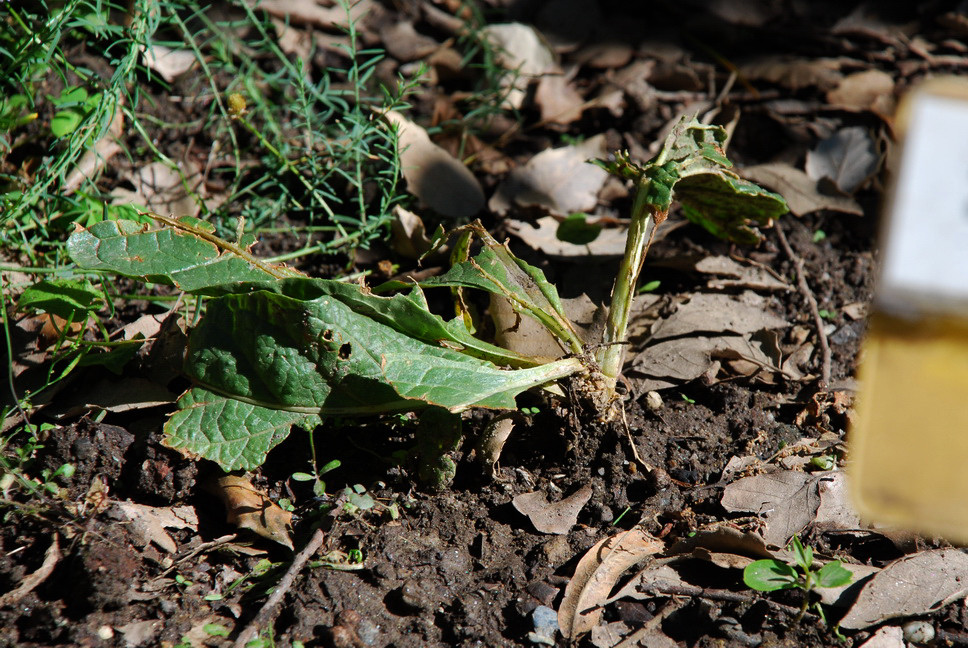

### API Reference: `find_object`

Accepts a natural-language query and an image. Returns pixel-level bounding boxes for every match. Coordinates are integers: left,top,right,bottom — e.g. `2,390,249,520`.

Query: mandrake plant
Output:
65,117,787,477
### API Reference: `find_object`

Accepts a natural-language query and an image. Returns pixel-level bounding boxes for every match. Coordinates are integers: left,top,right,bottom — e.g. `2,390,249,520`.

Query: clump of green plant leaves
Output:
745,535,852,631
67,215,584,472
594,117,788,390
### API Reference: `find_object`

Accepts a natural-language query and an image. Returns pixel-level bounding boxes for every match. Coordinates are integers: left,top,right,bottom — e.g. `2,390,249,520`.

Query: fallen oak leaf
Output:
558,527,664,639
210,474,294,550
113,501,199,553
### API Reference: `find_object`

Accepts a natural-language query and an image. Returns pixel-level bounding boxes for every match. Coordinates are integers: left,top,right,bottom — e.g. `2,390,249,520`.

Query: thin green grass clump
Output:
0,0,418,267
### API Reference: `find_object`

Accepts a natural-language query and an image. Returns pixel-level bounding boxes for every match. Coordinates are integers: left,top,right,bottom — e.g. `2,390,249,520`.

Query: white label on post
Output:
880,93,968,314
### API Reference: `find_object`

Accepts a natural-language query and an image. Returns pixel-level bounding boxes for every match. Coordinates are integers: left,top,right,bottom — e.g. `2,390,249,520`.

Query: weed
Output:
744,535,852,635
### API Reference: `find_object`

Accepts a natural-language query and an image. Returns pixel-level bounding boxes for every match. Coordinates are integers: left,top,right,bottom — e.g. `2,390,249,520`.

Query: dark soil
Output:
4,1,964,647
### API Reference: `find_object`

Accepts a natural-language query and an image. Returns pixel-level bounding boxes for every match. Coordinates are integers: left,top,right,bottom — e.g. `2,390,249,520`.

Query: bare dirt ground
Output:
4,1,968,647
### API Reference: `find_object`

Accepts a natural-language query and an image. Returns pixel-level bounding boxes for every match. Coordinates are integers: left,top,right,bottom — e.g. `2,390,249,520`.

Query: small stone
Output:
645,391,663,411
97,626,114,640
902,620,935,645
527,605,559,645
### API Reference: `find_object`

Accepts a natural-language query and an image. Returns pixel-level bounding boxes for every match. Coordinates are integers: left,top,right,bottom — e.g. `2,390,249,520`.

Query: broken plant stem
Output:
775,223,832,387
599,185,666,387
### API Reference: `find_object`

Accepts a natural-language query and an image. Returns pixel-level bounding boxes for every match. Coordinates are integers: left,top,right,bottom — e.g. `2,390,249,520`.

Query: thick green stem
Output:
598,184,664,387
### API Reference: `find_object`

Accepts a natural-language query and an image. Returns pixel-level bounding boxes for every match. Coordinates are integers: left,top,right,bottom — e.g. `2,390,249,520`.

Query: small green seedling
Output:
744,535,852,631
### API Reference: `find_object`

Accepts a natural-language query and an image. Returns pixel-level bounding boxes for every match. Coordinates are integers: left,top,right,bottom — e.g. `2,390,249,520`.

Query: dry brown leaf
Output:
489,135,608,217
813,471,862,531
826,69,896,115
141,44,196,83
721,470,827,546
113,501,198,553
805,127,880,194
816,562,880,607
248,0,371,29
507,215,631,258
740,57,844,91
512,485,592,535
654,255,790,292
64,105,124,195
741,163,864,216
839,549,968,629
668,524,774,560
212,474,294,549
380,21,439,62
649,293,788,341
41,376,175,419
535,74,585,125
857,626,904,648
481,23,555,109
386,111,484,219
112,160,207,219
604,562,685,604
558,528,664,639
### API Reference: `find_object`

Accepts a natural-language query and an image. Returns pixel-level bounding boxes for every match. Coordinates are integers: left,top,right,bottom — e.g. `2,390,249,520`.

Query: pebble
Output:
902,620,935,645
645,391,664,411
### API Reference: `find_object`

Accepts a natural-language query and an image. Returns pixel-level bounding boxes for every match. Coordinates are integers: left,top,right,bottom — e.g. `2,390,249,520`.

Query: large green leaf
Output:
67,217,295,292
164,281,582,468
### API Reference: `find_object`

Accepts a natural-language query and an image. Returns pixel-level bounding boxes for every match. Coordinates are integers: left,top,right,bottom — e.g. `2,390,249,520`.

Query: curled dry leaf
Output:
512,485,592,535
211,474,294,549
535,74,585,125
805,126,880,195
558,528,664,639
508,216,631,258
740,57,844,91
385,111,484,219
839,549,968,629
489,135,608,217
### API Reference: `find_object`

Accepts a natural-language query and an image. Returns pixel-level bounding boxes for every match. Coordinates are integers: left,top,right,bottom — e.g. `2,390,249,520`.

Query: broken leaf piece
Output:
211,474,293,549
839,549,968,629
481,23,555,109
558,528,664,639
512,485,592,534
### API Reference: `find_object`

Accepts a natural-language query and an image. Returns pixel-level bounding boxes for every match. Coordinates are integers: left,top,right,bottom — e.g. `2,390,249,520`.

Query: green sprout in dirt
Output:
744,535,853,632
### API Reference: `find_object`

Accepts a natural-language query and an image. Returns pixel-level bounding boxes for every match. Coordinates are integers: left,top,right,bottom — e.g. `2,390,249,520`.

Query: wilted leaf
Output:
489,135,609,217
741,163,864,216
386,111,484,219
558,528,664,639
513,485,592,534
839,549,968,629
212,474,293,549
805,127,879,194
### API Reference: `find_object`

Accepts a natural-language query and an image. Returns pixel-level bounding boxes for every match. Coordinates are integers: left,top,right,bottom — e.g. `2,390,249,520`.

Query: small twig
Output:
640,581,808,619
154,534,238,581
232,528,326,648
613,599,684,648
775,223,832,388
